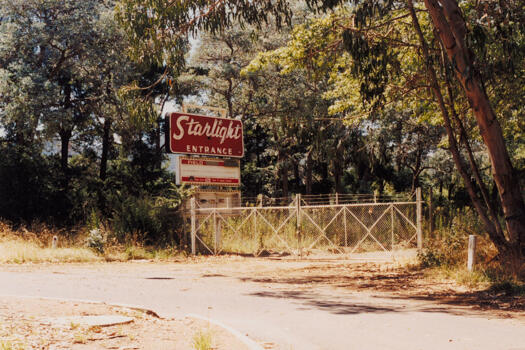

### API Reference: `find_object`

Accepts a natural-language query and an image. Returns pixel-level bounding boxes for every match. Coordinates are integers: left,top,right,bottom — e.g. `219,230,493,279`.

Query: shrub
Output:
420,208,497,268
86,228,106,254
109,185,192,247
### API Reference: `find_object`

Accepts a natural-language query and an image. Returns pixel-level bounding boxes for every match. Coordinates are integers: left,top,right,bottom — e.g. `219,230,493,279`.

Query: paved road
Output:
1,261,524,350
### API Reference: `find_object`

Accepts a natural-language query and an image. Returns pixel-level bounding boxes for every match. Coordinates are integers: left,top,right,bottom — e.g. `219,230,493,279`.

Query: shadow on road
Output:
249,290,401,315
236,262,525,319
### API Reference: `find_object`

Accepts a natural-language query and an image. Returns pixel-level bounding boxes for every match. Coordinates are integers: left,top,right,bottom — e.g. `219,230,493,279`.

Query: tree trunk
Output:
305,150,313,195
281,160,289,199
423,0,525,260
58,128,72,192
333,144,344,194
154,123,162,170
100,118,112,181
59,129,71,173
408,0,508,251
293,159,300,191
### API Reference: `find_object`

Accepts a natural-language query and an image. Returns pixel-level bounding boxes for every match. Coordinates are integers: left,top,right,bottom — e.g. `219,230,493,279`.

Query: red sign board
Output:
168,112,244,158
179,157,240,186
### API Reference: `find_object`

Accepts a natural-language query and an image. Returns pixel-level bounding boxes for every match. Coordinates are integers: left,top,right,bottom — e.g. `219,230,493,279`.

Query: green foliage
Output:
110,196,161,245
418,249,445,268
86,228,106,254
0,145,58,223
109,182,191,247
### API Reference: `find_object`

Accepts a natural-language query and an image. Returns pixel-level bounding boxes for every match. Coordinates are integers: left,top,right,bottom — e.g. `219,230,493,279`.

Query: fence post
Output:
213,209,221,255
253,207,258,251
335,193,339,205
467,235,477,271
391,204,394,252
343,206,348,248
190,197,196,255
416,187,423,250
296,193,301,256
429,188,434,235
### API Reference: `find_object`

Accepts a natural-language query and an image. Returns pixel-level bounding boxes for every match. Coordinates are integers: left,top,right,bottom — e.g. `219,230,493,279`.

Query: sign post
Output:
168,105,244,255
190,197,196,255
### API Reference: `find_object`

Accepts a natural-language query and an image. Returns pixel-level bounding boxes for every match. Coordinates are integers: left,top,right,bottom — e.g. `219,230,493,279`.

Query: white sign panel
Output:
179,157,240,187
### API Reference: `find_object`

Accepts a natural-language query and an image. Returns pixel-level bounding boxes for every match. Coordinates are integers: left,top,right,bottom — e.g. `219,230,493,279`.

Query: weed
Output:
418,249,445,268
69,322,80,330
73,332,87,344
453,268,491,289
86,228,106,254
124,245,151,260
192,329,213,350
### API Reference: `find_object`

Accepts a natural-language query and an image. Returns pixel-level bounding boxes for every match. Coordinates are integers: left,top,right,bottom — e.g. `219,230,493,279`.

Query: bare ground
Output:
0,296,249,350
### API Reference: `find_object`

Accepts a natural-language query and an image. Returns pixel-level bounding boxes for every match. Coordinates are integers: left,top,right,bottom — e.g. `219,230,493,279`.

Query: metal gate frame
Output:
189,189,423,257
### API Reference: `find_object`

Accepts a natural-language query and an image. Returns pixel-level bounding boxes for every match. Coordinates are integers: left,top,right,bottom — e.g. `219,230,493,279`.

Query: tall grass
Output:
0,221,184,263
420,209,524,287
0,240,100,263
0,221,100,263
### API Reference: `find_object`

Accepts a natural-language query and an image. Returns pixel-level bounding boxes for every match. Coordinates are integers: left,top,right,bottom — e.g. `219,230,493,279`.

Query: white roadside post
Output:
467,235,477,272
416,187,423,251
190,197,196,255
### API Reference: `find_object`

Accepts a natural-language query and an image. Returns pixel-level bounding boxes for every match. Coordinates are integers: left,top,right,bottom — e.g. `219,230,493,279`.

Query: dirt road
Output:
1,258,524,350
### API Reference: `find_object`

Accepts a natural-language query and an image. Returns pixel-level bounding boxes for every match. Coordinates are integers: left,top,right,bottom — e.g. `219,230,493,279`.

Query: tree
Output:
0,0,124,182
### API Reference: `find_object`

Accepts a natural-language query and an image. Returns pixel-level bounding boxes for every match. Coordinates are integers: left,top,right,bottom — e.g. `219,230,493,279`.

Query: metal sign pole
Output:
190,197,196,255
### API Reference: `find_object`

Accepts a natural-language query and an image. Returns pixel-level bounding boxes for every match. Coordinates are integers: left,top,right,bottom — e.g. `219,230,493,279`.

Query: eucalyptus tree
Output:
187,16,341,197
0,0,125,180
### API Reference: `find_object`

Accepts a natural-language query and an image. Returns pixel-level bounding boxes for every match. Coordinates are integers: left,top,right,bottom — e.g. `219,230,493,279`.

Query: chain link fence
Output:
186,190,423,259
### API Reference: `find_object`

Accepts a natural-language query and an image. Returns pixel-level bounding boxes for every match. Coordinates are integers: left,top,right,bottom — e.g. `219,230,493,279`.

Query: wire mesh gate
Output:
187,190,423,258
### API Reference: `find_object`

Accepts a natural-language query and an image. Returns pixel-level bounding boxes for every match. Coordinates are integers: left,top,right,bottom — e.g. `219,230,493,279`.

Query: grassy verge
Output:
0,240,101,263
0,222,186,264
0,239,186,264
423,265,492,289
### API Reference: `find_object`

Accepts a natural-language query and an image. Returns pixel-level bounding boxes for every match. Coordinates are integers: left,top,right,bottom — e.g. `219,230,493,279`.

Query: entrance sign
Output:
168,112,244,158
179,157,240,186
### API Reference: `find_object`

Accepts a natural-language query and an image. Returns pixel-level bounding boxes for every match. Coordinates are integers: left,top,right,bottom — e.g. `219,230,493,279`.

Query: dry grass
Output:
0,240,101,264
192,329,213,350
0,221,185,264
0,221,101,264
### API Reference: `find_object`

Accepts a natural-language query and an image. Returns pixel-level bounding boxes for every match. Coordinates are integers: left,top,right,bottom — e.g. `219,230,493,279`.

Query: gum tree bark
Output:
422,0,525,261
